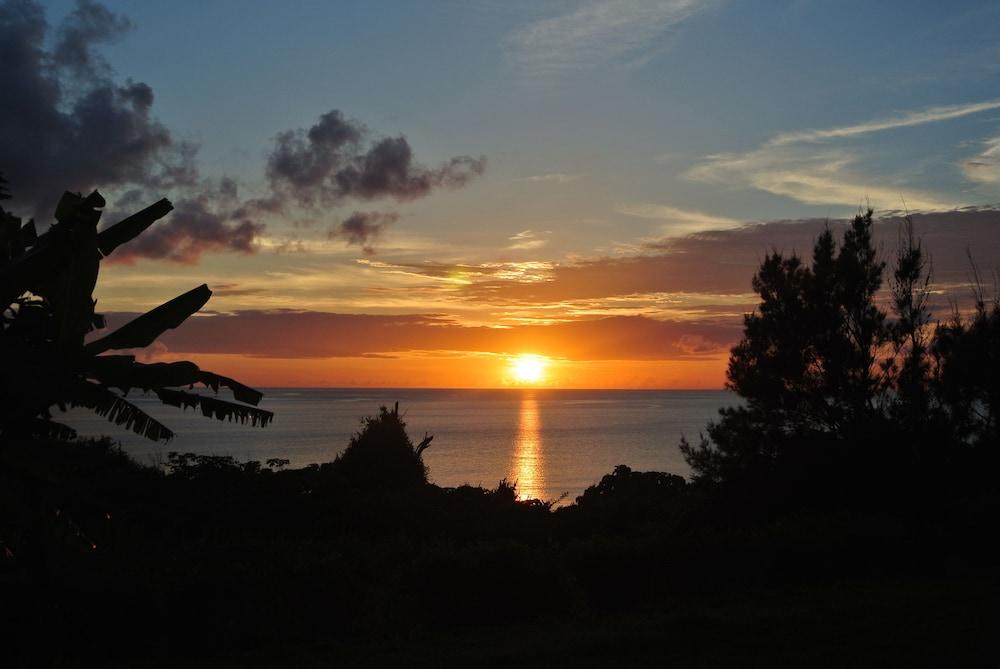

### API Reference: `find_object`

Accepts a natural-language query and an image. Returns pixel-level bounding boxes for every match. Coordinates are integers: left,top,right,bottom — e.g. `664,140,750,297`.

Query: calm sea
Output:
62,389,735,502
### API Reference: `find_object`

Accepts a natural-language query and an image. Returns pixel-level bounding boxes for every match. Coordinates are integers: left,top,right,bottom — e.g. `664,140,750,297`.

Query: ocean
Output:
62,388,735,502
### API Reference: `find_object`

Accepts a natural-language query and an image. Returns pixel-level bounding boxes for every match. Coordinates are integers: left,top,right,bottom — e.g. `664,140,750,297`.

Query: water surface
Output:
63,388,734,501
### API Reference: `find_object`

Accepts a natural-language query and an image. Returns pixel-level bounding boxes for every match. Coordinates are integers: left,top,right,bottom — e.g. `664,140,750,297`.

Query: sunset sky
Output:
5,0,1000,387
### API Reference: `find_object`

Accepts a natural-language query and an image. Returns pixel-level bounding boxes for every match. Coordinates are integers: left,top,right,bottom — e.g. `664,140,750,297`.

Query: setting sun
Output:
510,354,548,385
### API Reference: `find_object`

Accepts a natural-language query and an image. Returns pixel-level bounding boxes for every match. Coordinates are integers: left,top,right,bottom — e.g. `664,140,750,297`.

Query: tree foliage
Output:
329,403,430,489
682,209,998,485
0,177,273,442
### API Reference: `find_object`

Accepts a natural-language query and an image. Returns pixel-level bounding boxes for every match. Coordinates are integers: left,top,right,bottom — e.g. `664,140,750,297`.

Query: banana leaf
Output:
87,358,264,406
88,359,197,391
97,199,173,257
84,285,212,355
155,388,273,427
197,372,264,406
71,381,175,441
26,418,78,442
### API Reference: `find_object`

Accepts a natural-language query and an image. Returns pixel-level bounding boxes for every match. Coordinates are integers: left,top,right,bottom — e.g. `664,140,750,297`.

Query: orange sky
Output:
160,351,730,389
97,208,1000,390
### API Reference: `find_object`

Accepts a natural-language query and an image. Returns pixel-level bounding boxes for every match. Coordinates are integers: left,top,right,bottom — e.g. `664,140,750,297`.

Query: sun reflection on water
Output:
511,395,544,500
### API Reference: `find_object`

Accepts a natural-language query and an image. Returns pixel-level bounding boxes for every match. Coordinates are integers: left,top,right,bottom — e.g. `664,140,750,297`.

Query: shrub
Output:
330,403,429,489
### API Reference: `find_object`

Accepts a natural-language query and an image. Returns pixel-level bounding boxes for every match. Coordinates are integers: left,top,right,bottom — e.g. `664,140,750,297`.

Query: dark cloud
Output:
262,110,486,210
0,2,484,262
0,0,197,219
52,0,132,80
0,0,263,264
330,211,399,254
98,310,738,362
104,182,264,265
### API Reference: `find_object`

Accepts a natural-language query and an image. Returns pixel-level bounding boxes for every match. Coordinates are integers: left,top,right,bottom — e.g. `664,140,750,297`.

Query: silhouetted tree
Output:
330,403,430,489
681,210,939,484
0,179,272,442
933,288,1000,447
887,220,933,427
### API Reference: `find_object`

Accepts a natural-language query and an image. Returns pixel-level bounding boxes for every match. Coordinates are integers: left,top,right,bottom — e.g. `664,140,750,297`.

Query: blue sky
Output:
8,0,1000,385
39,0,1000,221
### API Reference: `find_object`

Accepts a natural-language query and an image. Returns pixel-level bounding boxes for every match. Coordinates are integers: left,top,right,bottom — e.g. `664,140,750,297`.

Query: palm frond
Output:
84,284,211,355
96,198,173,257
86,357,266,407
72,382,175,441
32,418,77,441
155,388,273,427
197,372,264,406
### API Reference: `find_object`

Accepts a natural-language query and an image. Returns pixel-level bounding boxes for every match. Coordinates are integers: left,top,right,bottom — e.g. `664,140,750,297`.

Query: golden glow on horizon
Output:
510,354,548,385
145,351,728,389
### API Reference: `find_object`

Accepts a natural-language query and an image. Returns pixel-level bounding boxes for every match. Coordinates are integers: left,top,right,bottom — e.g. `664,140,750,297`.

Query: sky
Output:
3,0,1000,388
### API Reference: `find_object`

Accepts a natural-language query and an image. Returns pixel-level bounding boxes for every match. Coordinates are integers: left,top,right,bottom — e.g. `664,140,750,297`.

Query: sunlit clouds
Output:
962,136,1000,186
24,1,999,388
686,99,1000,211
616,203,743,236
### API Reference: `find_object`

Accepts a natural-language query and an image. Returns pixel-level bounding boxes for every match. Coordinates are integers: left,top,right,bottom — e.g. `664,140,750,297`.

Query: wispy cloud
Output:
507,0,709,75
617,203,743,235
687,100,1000,210
507,229,550,250
769,99,1000,146
513,173,584,184
961,135,1000,185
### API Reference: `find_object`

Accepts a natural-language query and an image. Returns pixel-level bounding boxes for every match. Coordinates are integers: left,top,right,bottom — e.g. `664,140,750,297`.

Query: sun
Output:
510,354,548,385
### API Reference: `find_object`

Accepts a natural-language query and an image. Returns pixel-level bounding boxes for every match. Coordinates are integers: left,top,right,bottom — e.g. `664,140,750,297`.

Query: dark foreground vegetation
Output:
3,416,999,666
3,182,1000,665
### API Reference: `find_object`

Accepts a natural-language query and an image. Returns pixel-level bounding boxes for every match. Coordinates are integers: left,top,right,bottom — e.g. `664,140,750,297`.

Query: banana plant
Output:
0,178,272,442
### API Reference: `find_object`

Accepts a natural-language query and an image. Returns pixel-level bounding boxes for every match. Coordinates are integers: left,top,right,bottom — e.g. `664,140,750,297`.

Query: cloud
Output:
457,208,1000,304
103,310,738,362
507,229,549,250
210,283,268,298
261,109,486,210
104,180,265,265
688,99,1000,210
507,0,708,75
0,2,484,263
961,135,1000,185
0,0,265,265
514,173,583,184
617,203,743,235
330,211,399,255
769,99,1000,147
692,148,960,210
0,0,198,219
52,0,132,80
357,258,554,285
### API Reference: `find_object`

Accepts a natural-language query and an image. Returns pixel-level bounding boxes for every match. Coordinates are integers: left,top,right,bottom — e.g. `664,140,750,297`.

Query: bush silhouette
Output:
330,403,430,489
575,465,687,523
